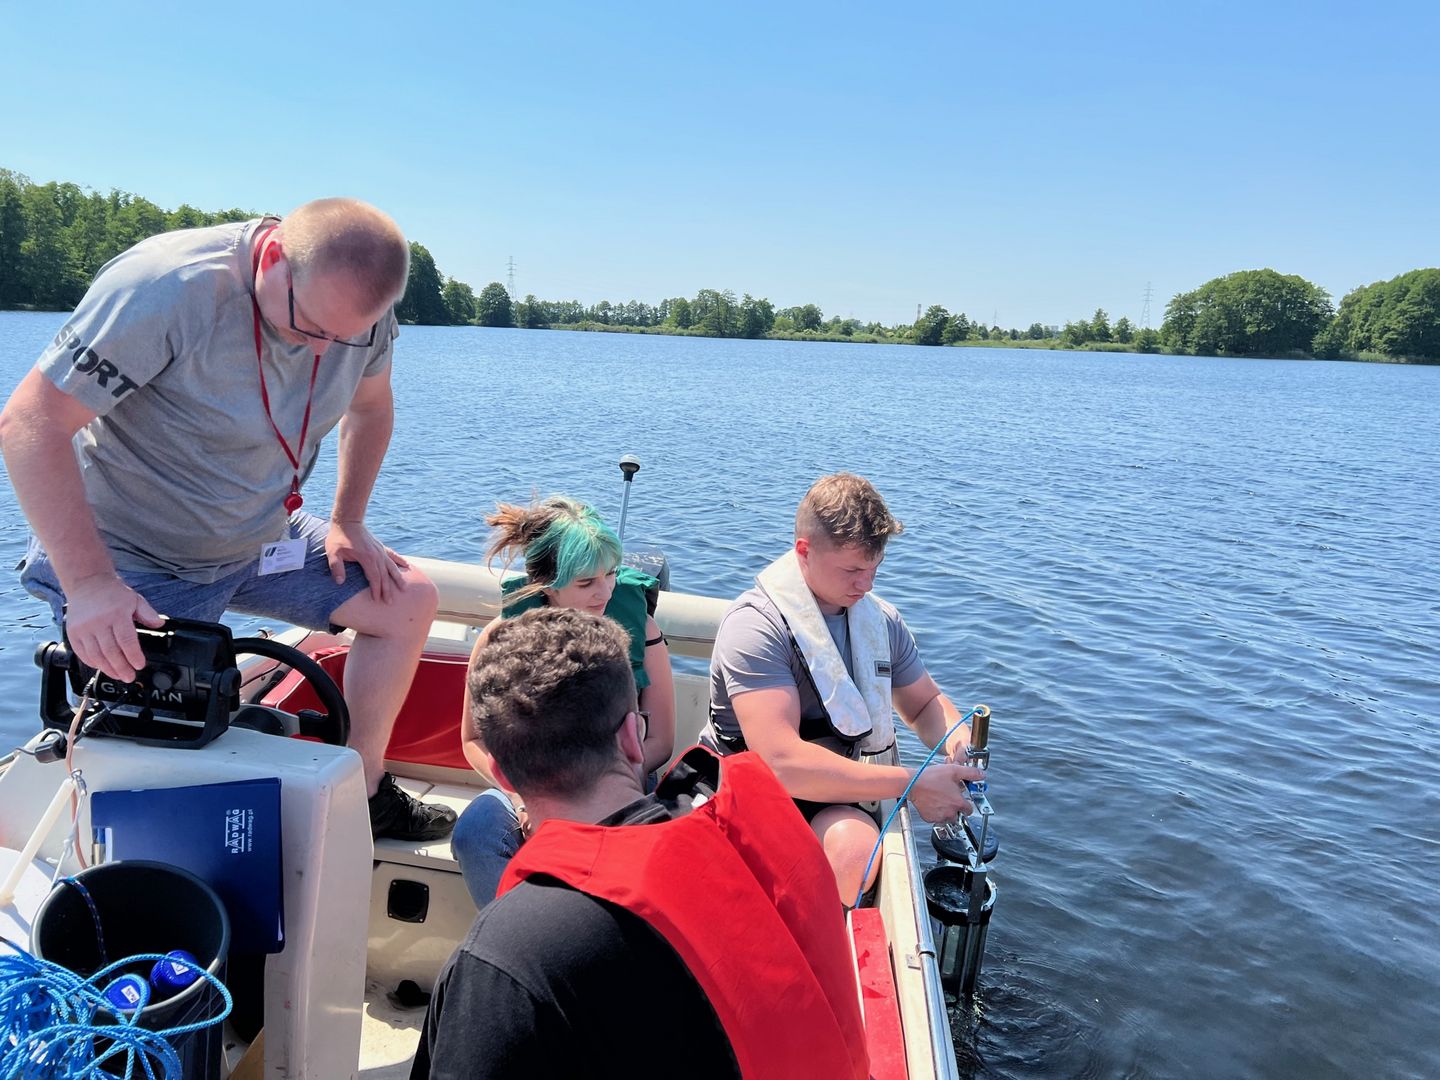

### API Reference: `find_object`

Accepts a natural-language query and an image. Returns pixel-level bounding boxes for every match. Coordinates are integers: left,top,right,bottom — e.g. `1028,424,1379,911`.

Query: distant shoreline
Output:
3,306,1432,366
542,319,1435,364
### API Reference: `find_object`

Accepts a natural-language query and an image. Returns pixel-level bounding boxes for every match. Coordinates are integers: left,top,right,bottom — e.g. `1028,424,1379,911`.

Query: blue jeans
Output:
19,511,371,633
451,787,523,907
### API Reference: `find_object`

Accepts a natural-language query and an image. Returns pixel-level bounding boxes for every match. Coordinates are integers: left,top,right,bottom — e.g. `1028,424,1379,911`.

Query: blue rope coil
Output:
0,939,232,1080
854,706,979,909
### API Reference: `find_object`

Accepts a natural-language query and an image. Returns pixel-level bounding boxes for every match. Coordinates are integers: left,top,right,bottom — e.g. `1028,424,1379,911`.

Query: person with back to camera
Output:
703,472,984,903
411,606,868,1080
448,495,676,904
0,197,454,840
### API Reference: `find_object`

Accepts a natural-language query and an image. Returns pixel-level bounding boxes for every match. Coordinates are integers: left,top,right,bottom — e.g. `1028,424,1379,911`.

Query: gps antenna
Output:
616,455,641,544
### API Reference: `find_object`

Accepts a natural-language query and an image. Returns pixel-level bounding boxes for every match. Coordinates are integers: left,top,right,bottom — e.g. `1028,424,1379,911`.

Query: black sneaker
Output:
369,773,457,841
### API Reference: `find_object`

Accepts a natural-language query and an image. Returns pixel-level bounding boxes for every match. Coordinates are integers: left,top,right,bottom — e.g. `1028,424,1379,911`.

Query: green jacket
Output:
500,564,659,689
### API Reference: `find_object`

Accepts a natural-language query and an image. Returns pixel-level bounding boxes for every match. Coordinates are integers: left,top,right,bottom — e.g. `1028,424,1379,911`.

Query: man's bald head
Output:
279,198,409,315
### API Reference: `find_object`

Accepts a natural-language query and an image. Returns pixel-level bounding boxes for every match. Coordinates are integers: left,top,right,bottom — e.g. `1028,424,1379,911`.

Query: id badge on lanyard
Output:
259,536,307,576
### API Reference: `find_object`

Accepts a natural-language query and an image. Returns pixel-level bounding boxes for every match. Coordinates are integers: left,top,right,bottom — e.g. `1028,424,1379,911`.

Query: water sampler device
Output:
923,704,999,1000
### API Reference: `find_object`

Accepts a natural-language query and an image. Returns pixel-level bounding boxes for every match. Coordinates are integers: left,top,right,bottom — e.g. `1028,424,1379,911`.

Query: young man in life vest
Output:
0,198,453,840
413,606,868,1080
705,472,984,903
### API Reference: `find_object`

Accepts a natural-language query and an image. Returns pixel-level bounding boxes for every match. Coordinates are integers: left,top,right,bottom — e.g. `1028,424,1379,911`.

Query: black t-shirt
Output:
410,795,740,1079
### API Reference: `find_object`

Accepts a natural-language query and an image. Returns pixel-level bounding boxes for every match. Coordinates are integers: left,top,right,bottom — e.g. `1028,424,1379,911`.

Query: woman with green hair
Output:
451,495,675,905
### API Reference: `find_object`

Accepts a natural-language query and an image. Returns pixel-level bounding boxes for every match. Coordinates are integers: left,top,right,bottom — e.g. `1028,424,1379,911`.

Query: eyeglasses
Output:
287,270,378,349
614,708,649,743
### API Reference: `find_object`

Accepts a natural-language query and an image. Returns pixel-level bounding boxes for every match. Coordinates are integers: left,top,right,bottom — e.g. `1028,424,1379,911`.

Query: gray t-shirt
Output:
708,585,925,757
36,219,397,581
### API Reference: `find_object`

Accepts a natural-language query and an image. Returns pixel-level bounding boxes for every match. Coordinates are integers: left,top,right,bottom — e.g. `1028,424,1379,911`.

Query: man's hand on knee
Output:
65,573,164,682
325,520,409,603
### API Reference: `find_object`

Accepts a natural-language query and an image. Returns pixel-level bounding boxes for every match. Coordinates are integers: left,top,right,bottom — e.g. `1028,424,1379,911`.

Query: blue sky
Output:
2,1,1436,328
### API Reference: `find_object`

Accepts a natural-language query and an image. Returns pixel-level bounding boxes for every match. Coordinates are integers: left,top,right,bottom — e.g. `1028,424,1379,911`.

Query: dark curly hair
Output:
467,607,636,797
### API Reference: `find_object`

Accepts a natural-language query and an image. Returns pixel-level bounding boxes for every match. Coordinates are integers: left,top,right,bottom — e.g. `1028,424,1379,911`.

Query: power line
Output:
506,256,516,298
1140,281,1153,329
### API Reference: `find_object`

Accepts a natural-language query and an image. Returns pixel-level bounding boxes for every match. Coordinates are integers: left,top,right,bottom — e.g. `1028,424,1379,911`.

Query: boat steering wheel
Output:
231,636,350,747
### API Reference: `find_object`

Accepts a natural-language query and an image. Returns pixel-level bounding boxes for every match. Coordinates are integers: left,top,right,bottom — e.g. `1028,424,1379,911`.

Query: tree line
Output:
3,169,1436,363
0,169,252,309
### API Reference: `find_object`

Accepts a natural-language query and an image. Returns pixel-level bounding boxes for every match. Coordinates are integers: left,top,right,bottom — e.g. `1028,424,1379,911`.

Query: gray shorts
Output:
19,511,372,634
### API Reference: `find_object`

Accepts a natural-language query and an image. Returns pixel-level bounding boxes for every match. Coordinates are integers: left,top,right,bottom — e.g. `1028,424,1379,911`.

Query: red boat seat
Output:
263,648,472,771
851,907,908,1080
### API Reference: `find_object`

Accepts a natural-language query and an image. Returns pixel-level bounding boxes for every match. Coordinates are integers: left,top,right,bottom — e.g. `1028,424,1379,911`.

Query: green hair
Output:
485,496,622,602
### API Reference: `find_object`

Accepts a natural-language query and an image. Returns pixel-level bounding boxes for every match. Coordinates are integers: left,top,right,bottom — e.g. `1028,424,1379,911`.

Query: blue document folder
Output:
91,777,285,953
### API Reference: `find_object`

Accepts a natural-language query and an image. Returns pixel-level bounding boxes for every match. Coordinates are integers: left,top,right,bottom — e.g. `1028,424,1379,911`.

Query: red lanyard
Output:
250,225,320,514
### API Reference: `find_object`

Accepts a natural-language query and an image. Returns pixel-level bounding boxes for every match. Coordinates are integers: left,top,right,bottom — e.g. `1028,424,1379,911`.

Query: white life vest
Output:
755,549,895,754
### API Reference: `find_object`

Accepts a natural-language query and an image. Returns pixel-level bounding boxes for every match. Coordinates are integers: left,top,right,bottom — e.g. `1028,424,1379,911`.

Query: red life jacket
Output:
499,750,870,1080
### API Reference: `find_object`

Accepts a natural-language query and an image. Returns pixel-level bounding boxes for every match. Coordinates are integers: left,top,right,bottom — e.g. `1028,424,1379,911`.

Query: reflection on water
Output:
0,313,1436,1078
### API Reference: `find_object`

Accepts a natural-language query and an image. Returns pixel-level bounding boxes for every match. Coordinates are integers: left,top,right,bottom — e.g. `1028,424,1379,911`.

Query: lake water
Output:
1,311,1436,1078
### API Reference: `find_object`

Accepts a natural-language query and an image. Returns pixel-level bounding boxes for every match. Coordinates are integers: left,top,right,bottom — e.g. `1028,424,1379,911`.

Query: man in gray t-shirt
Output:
707,474,983,903
0,197,454,841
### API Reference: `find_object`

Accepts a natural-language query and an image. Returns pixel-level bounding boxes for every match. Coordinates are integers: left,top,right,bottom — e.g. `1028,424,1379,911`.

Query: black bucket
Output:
923,862,994,925
32,859,230,1078
923,862,997,999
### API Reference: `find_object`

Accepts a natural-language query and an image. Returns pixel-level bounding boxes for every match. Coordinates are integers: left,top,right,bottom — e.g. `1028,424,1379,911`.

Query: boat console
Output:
36,617,242,750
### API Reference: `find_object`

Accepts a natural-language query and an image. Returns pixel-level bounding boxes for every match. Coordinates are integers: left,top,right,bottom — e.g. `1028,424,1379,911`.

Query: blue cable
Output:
853,706,979,910
0,939,232,1080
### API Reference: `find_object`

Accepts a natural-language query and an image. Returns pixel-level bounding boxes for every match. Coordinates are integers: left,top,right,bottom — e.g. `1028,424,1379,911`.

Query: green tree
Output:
1026,322,1047,339
779,304,823,332
105,195,166,258
0,171,31,306
1161,291,1199,352
166,204,207,231
1135,327,1161,353
913,305,950,346
1089,309,1112,343
20,182,75,307
1061,320,1090,347
442,277,477,325
738,294,775,338
1161,269,1333,357
395,242,449,325
64,192,111,288
1113,316,1134,343
1318,268,1440,361
515,293,545,329
668,296,693,329
692,289,737,336
474,282,514,327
